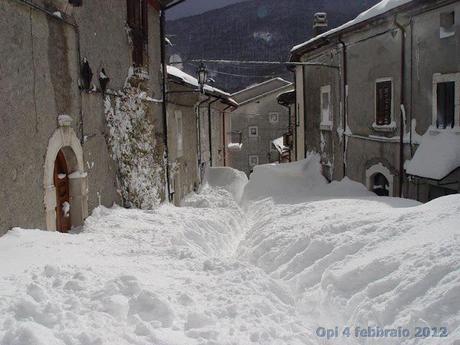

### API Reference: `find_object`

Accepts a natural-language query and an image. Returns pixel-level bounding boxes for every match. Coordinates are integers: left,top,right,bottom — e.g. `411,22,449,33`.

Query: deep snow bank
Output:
203,167,248,203
241,155,374,205
238,195,460,344
0,189,313,345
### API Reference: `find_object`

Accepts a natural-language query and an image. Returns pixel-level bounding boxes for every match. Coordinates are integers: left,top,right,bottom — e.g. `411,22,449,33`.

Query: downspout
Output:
395,17,406,198
222,105,233,166
338,37,348,179
160,9,172,202
196,97,211,178
302,65,306,159
207,98,220,167
409,17,414,157
288,64,297,161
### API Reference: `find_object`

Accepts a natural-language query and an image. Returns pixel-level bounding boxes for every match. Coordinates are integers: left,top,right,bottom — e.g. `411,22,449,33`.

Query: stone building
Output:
227,78,294,176
0,0,188,235
290,0,460,201
166,66,237,204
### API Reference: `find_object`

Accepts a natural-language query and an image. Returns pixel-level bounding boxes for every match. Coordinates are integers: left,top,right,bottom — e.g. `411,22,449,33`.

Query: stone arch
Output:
44,116,88,231
365,162,394,197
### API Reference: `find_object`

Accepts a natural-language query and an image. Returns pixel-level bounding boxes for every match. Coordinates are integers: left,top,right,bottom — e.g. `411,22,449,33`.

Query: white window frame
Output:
269,112,280,124
440,11,456,39
320,85,332,130
175,110,183,157
248,126,259,138
373,77,395,132
248,155,259,167
432,73,460,130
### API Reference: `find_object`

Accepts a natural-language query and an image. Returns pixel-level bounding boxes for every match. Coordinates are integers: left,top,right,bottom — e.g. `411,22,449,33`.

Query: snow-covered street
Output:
0,158,459,345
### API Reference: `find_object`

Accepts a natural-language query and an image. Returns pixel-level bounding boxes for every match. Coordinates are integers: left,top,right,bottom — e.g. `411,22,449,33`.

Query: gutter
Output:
395,17,406,198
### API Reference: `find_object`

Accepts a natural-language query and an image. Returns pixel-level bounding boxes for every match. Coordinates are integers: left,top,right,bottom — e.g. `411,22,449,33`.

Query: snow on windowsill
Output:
372,121,397,132
227,143,243,151
320,122,333,131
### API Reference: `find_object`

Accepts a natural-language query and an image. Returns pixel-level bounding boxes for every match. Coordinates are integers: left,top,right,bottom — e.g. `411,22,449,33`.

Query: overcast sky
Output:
167,0,248,20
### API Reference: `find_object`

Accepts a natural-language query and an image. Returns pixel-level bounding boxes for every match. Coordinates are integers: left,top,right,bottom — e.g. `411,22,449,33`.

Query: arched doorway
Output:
366,162,394,197
44,118,88,231
371,173,390,196
54,150,71,232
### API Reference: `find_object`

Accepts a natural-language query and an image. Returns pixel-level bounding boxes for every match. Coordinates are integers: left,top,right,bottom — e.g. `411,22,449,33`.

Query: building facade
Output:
166,66,237,205
227,78,294,176
291,0,460,201
0,0,188,235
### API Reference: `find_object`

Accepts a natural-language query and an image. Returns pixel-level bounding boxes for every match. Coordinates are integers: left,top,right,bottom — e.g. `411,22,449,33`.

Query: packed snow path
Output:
0,160,459,345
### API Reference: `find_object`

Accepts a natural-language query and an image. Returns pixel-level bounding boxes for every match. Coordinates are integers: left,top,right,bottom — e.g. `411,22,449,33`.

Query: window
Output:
175,111,183,157
320,85,332,128
433,73,460,129
440,11,455,38
230,130,242,144
375,79,393,126
127,0,148,67
248,126,258,138
269,112,279,124
436,82,455,129
249,155,259,167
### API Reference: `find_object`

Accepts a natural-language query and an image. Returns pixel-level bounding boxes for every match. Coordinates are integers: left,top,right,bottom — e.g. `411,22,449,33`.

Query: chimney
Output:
313,12,328,37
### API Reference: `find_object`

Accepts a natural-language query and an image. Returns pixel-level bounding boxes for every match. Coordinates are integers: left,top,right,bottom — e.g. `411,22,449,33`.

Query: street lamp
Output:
197,62,208,93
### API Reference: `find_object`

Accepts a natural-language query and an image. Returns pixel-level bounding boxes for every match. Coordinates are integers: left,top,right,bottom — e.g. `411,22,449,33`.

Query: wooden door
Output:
54,150,71,233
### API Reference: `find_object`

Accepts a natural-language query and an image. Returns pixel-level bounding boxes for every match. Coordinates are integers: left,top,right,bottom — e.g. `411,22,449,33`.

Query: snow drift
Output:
241,155,375,205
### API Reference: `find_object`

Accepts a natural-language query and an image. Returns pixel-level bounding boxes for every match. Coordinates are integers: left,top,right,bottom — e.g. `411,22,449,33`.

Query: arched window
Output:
372,173,390,196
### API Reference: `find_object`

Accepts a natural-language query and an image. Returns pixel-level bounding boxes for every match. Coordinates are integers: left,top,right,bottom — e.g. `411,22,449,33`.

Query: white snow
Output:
227,142,243,151
272,136,288,154
292,0,413,53
406,129,460,180
241,154,374,205
1,157,459,345
203,167,248,204
167,65,235,101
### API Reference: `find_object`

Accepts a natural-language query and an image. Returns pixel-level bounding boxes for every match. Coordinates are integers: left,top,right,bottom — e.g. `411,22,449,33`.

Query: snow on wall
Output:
104,87,164,209
406,130,460,180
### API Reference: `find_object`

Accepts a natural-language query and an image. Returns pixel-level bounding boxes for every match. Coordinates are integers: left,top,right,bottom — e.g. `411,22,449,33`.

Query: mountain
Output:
167,0,248,20
166,0,380,93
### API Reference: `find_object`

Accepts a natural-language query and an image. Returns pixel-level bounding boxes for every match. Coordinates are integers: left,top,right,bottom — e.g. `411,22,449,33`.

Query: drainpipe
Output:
409,17,414,157
395,17,406,198
222,105,232,166
207,98,220,167
159,9,172,202
196,97,210,179
338,37,348,179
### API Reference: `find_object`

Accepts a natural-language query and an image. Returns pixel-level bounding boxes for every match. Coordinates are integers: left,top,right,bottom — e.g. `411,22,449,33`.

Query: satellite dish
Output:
169,54,183,70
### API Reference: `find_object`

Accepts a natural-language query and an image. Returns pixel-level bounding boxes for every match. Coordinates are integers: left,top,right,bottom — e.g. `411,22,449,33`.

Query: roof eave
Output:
290,1,424,60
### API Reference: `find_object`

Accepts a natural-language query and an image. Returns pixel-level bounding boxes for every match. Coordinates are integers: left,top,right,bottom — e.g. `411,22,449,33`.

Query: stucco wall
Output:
0,0,164,235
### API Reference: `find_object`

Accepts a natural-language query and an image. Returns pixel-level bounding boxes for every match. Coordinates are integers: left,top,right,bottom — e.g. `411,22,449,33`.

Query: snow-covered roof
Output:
232,78,292,105
272,136,289,154
167,65,237,106
291,0,413,56
406,130,460,180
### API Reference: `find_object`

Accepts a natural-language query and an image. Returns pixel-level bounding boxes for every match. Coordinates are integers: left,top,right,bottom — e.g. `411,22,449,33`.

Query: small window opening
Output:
440,11,455,38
